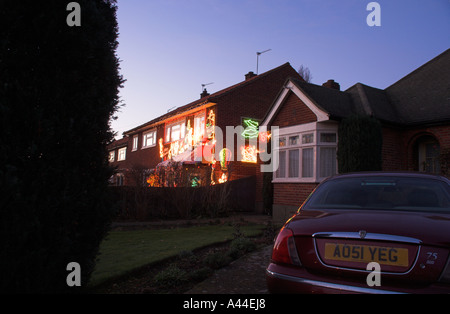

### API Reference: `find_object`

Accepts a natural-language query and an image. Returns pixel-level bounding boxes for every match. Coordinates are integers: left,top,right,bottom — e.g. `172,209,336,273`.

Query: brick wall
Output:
271,91,317,127
273,182,318,207
381,124,450,172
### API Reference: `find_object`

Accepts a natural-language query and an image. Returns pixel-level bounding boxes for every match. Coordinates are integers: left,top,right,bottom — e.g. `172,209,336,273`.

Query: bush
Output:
203,251,233,270
228,237,257,259
0,0,123,292
154,265,188,288
337,115,383,173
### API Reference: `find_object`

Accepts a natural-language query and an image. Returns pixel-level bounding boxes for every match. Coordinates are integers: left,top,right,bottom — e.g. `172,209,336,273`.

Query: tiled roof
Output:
284,49,449,126
385,48,450,125
123,62,297,135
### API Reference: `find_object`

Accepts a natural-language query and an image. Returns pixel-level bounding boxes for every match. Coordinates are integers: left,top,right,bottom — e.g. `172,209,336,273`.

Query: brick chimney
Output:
245,71,257,81
200,88,210,98
322,79,340,91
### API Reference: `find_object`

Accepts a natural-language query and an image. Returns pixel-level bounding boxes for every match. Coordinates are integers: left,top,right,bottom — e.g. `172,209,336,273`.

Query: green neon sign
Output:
241,118,259,139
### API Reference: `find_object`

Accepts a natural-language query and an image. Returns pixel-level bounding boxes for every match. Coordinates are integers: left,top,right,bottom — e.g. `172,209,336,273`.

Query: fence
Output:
110,176,256,221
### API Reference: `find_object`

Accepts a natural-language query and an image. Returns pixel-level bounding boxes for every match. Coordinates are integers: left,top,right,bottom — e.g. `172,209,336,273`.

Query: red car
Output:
267,172,450,294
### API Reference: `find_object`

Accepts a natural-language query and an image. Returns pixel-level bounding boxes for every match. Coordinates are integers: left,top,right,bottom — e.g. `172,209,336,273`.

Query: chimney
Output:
200,88,210,98
322,79,340,91
245,71,257,81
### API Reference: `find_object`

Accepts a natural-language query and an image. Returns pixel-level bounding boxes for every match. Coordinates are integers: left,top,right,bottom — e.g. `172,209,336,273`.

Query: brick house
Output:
260,49,450,222
108,63,302,196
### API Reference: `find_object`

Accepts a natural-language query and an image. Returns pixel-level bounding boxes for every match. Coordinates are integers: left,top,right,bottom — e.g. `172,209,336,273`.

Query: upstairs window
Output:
143,130,156,148
118,147,126,161
165,121,185,143
132,135,138,151
193,114,205,143
108,151,115,162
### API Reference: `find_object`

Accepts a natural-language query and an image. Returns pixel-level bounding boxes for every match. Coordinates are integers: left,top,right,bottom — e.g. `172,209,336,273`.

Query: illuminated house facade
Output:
108,63,302,193
261,49,450,222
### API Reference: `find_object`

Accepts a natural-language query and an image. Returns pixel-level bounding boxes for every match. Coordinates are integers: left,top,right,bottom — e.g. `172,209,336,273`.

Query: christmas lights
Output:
241,145,258,163
241,118,259,139
219,148,232,170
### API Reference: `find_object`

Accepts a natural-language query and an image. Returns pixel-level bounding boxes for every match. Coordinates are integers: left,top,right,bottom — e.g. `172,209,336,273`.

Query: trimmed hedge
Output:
337,115,383,173
0,0,123,292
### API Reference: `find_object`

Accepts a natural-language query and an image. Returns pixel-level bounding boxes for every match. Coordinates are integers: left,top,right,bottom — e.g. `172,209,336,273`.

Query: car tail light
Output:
439,256,450,283
271,227,302,266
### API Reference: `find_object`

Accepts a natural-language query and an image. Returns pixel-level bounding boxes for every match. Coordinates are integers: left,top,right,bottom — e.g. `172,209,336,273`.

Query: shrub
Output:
203,252,233,270
154,264,188,288
228,237,257,259
337,115,383,173
0,0,123,292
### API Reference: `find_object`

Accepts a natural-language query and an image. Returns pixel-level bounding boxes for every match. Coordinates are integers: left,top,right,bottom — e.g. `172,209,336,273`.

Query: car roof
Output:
325,171,450,183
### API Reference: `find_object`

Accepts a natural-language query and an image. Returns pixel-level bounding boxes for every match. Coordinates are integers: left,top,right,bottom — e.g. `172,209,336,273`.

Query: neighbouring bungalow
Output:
259,49,450,222
108,63,302,207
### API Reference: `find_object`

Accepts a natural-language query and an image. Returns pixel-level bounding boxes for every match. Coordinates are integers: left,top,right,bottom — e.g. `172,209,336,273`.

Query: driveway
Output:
185,244,273,294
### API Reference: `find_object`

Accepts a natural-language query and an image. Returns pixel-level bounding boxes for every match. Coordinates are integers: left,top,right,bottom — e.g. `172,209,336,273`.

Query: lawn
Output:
89,223,266,287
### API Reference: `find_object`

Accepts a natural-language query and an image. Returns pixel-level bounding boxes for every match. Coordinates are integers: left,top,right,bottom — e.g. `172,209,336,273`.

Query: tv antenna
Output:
201,82,214,92
256,49,271,74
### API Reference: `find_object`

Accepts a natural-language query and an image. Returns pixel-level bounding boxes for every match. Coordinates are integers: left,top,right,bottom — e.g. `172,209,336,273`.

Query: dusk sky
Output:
111,0,450,138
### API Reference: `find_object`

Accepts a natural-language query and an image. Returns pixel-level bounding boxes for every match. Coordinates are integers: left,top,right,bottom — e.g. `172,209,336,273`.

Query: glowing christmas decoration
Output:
159,138,164,158
219,148,232,171
191,176,200,187
218,173,228,183
241,145,258,163
241,118,259,139
206,109,216,140
258,131,271,143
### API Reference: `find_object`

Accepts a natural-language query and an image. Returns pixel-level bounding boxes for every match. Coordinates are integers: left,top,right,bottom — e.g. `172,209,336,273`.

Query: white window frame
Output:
272,122,338,183
142,130,157,149
117,147,126,161
165,120,185,143
132,135,138,151
108,151,115,162
193,113,206,144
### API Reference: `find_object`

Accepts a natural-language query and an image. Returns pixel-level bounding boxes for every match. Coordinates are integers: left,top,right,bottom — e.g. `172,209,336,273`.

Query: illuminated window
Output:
194,114,205,143
108,151,115,162
118,147,126,161
132,135,138,151
165,121,185,143
143,130,156,148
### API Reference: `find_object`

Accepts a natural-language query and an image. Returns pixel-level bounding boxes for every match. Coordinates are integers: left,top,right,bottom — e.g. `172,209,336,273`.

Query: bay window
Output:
273,124,338,183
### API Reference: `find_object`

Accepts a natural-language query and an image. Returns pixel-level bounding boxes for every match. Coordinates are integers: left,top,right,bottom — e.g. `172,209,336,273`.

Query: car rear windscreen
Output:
304,176,450,213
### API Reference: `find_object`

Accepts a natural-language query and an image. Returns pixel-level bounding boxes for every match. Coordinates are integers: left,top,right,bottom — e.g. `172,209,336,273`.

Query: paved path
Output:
185,244,273,294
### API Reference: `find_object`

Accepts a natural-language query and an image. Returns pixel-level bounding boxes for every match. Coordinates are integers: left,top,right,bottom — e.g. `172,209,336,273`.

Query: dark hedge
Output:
0,0,124,292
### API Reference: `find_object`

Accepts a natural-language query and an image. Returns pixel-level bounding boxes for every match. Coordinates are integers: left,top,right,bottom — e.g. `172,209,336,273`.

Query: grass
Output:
89,223,266,287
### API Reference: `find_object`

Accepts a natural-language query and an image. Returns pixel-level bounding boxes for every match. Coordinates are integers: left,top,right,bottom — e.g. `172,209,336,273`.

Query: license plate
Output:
324,243,409,267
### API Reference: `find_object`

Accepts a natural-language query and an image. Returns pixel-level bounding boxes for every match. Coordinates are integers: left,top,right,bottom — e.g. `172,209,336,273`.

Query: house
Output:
260,49,450,222
108,63,302,197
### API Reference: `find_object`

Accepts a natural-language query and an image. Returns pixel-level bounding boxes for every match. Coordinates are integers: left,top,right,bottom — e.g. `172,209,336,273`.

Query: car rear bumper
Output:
266,264,450,294
266,269,403,294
